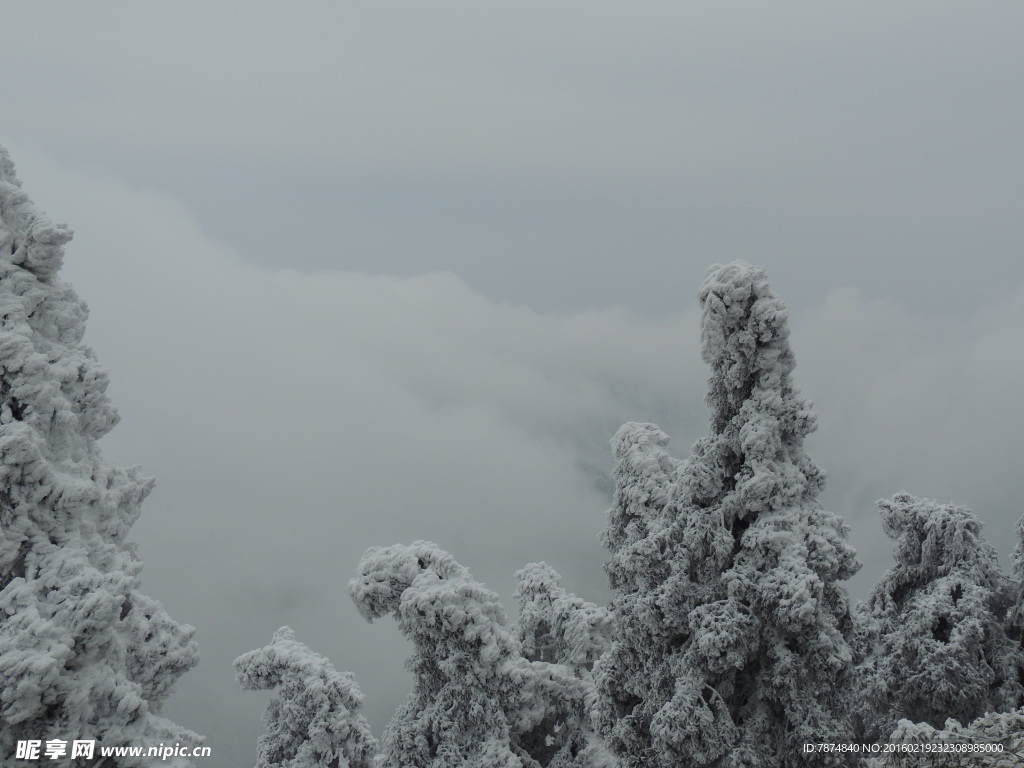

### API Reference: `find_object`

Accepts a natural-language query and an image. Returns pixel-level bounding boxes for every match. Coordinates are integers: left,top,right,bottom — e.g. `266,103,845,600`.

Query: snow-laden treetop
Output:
685,260,824,518
235,626,377,768
698,260,803,431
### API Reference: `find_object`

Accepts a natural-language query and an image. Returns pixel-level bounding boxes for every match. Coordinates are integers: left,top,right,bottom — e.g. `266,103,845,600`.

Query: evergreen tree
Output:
512,562,616,768
235,626,377,768
858,493,1018,740
0,144,200,763
595,261,860,767
349,541,614,768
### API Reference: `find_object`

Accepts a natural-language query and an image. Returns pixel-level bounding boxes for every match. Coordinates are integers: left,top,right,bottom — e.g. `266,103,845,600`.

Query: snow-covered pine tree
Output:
349,542,615,768
857,493,1018,741
592,422,682,763
235,626,377,768
349,541,527,768
0,144,200,764
512,562,615,768
595,261,861,767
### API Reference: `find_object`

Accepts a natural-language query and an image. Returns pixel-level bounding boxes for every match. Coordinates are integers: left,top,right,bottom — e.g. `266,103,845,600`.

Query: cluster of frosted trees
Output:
3,142,1024,767
234,264,1024,767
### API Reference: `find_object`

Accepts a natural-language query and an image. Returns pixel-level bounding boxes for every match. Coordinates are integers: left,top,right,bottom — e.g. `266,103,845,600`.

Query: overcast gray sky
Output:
4,3,1024,765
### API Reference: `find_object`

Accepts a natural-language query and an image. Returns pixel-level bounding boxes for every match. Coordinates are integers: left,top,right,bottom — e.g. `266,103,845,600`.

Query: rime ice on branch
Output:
0,145,200,765
595,261,860,768
349,542,615,768
235,626,377,768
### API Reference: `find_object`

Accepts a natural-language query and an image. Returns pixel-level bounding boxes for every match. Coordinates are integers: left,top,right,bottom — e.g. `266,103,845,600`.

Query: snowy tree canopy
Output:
349,542,615,768
599,423,679,599
0,143,200,765
235,626,377,768
512,563,615,768
513,561,613,671
858,493,1018,740
595,261,860,767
